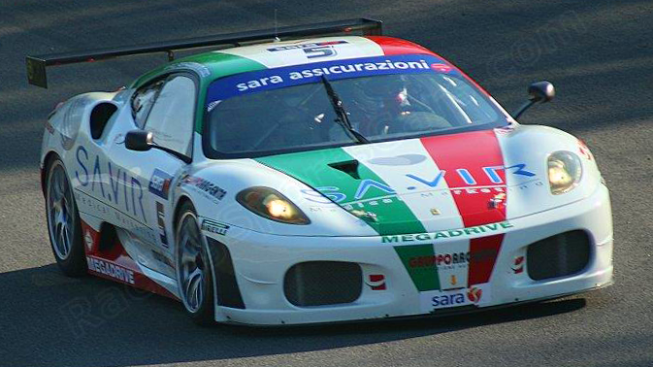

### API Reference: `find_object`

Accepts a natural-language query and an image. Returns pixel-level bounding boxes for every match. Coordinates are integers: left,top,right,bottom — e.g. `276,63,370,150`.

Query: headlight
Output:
236,187,310,224
548,151,582,195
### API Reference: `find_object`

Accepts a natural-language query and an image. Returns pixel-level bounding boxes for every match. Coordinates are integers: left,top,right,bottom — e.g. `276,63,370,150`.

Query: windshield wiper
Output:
320,76,369,144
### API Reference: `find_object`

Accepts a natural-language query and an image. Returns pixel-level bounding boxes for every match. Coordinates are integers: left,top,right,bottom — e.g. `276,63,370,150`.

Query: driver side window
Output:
131,80,163,129
140,74,197,157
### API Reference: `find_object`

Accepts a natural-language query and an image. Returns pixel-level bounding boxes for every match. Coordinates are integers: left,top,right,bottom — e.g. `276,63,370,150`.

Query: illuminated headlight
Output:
548,151,582,195
236,187,310,224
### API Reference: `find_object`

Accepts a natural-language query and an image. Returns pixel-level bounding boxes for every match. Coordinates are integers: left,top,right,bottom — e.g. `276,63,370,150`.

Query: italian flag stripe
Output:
420,130,507,287
395,244,440,291
420,130,507,227
342,140,464,233
255,147,426,236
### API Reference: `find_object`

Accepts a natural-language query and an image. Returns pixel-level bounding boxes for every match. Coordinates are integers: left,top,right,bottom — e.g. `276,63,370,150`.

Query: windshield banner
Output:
206,54,457,106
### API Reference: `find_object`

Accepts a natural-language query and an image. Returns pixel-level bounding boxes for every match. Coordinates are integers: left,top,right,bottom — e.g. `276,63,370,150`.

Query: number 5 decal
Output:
304,45,337,59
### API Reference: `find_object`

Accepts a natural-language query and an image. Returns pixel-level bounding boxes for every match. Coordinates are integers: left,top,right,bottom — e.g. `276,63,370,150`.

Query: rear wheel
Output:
176,202,215,326
45,158,86,276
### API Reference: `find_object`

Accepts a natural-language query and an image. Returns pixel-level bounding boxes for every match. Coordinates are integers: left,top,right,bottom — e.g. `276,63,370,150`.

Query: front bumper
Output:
205,184,613,325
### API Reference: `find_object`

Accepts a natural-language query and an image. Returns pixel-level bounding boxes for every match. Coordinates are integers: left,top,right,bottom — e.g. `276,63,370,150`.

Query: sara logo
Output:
303,163,535,204
467,287,483,303
431,287,483,308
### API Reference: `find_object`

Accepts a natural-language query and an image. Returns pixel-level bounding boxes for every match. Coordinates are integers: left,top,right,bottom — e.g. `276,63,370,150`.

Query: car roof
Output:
131,36,440,88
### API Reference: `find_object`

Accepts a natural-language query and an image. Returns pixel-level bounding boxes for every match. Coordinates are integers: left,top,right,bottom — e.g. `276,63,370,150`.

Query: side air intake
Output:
527,230,591,281
284,261,362,307
206,238,245,309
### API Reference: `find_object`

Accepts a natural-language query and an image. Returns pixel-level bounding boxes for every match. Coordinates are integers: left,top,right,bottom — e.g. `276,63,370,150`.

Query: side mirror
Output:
513,81,555,120
125,130,153,151
124,129,192,163
528,81,555,103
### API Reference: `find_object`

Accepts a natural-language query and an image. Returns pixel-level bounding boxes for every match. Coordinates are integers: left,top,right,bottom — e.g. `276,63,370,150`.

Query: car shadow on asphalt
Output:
0,264,588,367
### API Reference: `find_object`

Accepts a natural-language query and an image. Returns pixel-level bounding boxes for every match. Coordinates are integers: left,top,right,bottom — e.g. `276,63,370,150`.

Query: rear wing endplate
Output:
26,18,382,88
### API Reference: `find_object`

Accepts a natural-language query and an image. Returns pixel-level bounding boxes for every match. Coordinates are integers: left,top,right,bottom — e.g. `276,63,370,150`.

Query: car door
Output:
106,72,198,278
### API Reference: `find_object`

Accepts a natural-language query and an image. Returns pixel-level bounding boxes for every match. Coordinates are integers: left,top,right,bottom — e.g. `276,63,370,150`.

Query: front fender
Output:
171,159,376,237
498,124,603,220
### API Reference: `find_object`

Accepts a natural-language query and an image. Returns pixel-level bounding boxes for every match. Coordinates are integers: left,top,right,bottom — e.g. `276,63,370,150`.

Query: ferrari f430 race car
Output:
30,19,613,325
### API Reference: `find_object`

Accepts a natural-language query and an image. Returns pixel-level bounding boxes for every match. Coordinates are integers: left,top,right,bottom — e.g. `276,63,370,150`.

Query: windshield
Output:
204,54,509,158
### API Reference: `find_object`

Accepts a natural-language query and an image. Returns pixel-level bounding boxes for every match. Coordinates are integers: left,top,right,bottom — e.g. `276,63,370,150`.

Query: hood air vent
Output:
328,159,360,179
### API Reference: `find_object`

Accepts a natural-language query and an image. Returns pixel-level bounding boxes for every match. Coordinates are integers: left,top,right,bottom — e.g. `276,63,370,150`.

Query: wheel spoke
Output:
50,181,62,202
177,212,207,314
61,225,71,256
186,268,203,308
56,209,65,229
181,251,196,266
56,223,67,256
53,170,65,198
196,276,203,307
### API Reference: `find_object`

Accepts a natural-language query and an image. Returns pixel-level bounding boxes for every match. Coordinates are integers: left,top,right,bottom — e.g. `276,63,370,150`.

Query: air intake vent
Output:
206,238,245,309
284,261,362,307
527,230,591,281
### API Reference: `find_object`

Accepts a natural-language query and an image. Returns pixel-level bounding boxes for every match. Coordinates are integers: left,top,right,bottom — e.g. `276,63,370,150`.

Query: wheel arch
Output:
41,151,62,197
171,193,231,323
173,194,195,234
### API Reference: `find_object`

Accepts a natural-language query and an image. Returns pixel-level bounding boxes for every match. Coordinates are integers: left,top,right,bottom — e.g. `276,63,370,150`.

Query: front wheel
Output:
45,158,86,276
176,202,215,326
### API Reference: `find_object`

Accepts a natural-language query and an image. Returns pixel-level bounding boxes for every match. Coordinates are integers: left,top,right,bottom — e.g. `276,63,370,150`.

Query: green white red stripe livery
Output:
39,28,613,326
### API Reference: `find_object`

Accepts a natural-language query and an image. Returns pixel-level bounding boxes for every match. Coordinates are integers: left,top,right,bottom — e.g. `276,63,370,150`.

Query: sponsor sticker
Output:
149,170,172,200
303,164,536,208
488,192,506,209
383,221,513,243
512,256,525,274
75,146,148,223
156,202,168,247
419,285,491,313
430,63,453,73
165,62,211,78
83,230,94,251
494,125,517,135
268,40,348,59
86,257,135,284
578,140,593,161
201,219,229,236
75,190,157,245
207,54,447,102
366,274,386,290
181,175,226,204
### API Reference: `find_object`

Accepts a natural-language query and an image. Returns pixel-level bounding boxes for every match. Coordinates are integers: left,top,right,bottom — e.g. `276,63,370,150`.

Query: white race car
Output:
31,19,613,326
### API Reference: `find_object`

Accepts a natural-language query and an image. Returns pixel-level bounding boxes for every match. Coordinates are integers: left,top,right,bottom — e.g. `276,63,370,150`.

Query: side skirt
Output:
81,220,179,300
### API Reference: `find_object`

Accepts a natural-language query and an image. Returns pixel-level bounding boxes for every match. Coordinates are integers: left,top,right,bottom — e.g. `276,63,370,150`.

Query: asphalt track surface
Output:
1,1,652,366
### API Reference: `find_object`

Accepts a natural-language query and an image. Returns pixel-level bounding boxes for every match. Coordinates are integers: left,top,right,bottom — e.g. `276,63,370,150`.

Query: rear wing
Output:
26,18,382,88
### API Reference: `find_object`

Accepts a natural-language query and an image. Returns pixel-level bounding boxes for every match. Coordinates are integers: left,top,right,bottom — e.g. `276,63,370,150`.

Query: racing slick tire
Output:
175,201,215,326
45,157,87,277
